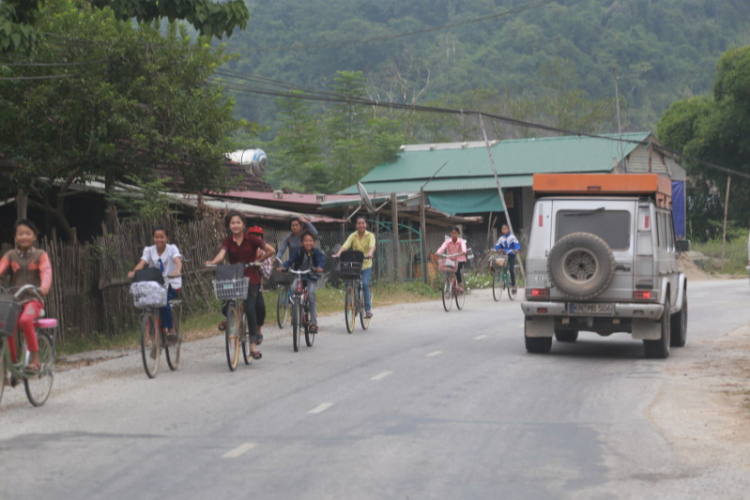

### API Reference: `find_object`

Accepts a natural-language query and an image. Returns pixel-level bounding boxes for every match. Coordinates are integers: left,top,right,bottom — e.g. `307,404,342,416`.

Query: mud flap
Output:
524,316,554,337
631,318,661,340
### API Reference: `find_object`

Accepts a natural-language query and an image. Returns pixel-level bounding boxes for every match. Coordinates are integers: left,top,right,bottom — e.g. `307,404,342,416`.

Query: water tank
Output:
226,148,267,177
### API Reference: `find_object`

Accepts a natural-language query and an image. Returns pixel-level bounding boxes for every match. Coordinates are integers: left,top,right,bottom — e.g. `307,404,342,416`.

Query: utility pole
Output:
612,67,622,135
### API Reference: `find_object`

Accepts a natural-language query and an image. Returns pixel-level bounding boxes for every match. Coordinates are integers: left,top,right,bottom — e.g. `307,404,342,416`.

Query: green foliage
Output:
692,232,748,275
0,0,249,239
657,45,750,242
106,176,175,223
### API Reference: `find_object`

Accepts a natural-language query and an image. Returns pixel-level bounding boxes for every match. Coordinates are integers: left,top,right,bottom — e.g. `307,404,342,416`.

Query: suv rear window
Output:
556,209,630,249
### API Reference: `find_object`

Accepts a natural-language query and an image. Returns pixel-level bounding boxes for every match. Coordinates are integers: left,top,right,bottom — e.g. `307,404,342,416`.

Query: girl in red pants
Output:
0,219,52,374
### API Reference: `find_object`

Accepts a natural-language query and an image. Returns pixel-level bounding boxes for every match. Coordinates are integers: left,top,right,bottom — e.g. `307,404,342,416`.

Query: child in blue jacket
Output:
278,231,325,333
494,224,521,292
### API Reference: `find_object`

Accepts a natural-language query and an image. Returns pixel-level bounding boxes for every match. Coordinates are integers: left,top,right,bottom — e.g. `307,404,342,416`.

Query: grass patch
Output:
692,237,747,275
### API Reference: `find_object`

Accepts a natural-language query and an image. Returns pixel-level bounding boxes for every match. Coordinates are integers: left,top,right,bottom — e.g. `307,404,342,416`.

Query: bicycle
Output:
284,268,314,352
275,257,293,329
337,252,371,333
437,253,466,312
209,262,261,371
490,253,518,301
0,285,56,407
130,275,183,378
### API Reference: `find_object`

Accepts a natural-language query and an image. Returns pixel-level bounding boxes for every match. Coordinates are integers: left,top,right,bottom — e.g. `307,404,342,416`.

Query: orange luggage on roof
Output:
533,173,672,206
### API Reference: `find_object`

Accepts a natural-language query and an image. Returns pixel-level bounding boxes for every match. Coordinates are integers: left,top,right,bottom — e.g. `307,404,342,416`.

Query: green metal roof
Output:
339,132,651,195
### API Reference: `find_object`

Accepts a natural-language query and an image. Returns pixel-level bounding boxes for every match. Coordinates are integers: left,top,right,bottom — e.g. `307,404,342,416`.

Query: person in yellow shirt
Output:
333,216,376,318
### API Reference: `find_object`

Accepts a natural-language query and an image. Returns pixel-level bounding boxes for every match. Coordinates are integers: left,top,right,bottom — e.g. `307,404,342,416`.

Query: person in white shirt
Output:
128,225,183,340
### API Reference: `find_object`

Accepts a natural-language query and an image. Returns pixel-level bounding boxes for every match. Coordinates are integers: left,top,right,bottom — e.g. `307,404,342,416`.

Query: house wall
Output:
624,145,687,180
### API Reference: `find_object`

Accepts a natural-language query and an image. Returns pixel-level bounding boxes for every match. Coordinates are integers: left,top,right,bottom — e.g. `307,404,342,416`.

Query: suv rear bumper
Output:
521,301,664,320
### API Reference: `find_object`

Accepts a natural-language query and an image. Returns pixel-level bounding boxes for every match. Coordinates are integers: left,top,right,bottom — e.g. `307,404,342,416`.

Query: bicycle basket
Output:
494,256,506,267
130,281,167,309
212,277,249,300
340,260,363,281
274,271,295,286
438,258,456,272
0,294,20,338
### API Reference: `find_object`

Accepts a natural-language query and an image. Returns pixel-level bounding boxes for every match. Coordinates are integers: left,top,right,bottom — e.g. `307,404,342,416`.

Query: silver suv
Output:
521,174,688,358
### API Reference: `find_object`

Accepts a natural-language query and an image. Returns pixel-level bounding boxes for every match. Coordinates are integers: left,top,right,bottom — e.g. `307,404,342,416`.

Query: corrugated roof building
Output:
340,132,686,236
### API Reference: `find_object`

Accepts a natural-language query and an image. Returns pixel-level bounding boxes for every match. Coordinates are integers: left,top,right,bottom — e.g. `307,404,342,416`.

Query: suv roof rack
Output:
533,173,672,208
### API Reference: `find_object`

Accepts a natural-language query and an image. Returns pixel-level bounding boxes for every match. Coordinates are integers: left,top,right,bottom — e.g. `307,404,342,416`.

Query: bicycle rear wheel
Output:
277,286,289,328
0,345,7,405
506,270,517,300
291,297,301,352
442,276,453,312
455,281,466,310
165,304,181,371
491,268,501,301
140,313,159,378
225,304,241,371
24,332,54,407
304,304,315,347
345,283,356,333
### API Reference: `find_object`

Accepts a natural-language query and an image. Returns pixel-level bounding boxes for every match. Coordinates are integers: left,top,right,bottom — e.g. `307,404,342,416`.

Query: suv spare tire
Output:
547,232,615,299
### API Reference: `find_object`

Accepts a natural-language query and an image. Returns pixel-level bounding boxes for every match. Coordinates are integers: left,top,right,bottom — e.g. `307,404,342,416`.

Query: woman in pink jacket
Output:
434,227,467,292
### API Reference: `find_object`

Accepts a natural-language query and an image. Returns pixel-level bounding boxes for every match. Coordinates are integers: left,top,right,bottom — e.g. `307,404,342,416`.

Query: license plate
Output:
569,302,614,314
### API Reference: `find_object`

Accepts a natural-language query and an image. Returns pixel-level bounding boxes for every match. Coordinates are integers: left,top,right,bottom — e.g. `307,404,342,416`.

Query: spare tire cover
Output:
547,232,615,299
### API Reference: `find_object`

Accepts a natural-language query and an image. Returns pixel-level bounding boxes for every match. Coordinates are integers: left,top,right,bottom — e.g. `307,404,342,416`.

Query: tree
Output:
658,45,750,241
1,0,248,53
0,0,250,239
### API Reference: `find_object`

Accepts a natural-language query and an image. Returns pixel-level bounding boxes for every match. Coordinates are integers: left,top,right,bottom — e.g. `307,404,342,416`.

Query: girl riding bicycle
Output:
206,212,275,360
494,224,521,293
434,227,467,292
0,219,52,374
278,232,325,333
248,224,272,344
127,225,183,341
332,216,375,318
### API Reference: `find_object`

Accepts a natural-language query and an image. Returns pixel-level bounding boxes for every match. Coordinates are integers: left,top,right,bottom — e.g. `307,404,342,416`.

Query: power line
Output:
0,74,78,81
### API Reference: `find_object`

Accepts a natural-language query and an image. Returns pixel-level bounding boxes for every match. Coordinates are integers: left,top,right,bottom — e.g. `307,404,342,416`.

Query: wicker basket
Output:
274,272,295,286
130,281,168,309
0,294,19,338
494,256,506,267
212,278,250,300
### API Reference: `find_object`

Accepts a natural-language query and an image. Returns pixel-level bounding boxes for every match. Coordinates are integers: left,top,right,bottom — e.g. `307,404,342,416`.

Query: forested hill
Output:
223,0,750,134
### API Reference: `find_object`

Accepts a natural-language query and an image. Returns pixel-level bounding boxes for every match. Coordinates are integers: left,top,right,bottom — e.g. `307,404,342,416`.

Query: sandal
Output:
251,350,262,360
309,324,318,334
218,321,226,331
24,361,41,375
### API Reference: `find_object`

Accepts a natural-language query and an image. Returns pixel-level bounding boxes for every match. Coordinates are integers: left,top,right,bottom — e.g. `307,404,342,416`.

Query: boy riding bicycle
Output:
494,224,521,294
278,232,325,333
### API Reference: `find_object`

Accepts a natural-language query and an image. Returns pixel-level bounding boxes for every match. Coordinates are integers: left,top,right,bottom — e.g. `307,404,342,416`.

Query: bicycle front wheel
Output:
304,304,315,347
140,313,159,378
359,285,370,330
24,332,54,407
506,270,517,300
442,276,453,312
491,269,501,301
344,283,356,333
277,286,289,328
225,304,241,371
455,281,466,310
291,298,301,352
165,305,181,371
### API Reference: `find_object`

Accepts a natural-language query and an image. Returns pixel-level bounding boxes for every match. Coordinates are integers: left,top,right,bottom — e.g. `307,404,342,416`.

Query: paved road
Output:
1,280,749,499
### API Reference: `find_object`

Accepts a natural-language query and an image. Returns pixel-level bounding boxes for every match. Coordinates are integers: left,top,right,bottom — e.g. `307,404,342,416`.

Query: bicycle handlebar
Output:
286,269,312,275
12,284,44,302
206,262,262,268
436,252,463,258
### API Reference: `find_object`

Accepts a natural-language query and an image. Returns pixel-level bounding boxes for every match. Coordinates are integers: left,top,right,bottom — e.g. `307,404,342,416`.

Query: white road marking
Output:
426,351,443,357
308,402,334,414
371,371,393,381
474,335,489,340
222,442,257,458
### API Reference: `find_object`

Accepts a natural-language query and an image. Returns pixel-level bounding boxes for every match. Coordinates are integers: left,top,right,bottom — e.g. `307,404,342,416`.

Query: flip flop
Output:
251,350,262,360
23,362,42,375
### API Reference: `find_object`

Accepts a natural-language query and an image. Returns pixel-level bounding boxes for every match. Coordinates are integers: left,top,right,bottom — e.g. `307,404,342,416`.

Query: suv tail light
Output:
633,290,654,300
530,288,550,299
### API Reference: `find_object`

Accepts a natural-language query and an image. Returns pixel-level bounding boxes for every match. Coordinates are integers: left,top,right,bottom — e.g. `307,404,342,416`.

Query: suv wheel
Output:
554,329,579,342
670,290,687,347
644,293,671,359
547,232,615,299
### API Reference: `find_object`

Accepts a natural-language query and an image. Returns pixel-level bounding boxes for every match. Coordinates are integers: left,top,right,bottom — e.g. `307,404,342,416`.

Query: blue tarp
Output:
672,180,686,239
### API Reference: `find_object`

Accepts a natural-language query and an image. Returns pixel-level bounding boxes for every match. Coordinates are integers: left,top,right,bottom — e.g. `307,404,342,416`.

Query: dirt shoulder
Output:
648,324,750,471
